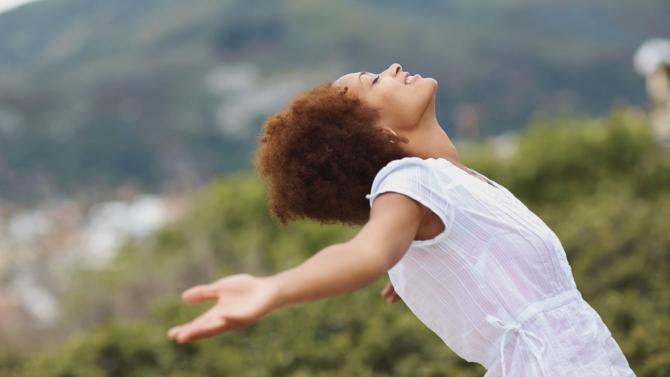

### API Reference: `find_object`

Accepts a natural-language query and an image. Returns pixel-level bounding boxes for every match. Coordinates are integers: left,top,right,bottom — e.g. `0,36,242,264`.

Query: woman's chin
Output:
419,77,438,94
415,76,437,90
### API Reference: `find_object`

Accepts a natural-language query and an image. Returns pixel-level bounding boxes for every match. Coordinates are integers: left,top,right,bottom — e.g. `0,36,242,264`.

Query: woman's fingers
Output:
181,283,219,303
168,274,270,343
168,307,219,341
387,292,399,303
169,325,188,339
168,299,219,339
382,285,389,296
380,281,401,304
167,318,201,339
174,316,227,343
381,281,392,296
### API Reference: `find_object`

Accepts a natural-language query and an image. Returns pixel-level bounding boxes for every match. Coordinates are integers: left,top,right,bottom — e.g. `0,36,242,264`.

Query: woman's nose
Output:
385,63,402,76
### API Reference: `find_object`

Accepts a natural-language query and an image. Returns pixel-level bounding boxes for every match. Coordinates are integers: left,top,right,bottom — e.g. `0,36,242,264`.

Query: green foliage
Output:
3,108,668,375
500,108,670,206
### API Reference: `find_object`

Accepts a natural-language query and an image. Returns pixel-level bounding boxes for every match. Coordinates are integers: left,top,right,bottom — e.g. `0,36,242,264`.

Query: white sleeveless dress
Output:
365,157,636,377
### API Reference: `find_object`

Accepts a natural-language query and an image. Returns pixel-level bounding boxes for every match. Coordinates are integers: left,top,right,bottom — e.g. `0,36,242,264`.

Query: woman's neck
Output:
405,116,463,167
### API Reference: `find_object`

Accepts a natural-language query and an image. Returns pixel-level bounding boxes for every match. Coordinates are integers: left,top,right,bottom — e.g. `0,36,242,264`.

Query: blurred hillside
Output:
0,107,668,376
0,0,668,202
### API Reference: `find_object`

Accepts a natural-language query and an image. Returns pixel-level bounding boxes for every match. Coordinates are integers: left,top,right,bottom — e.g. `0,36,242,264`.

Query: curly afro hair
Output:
255,82,411,226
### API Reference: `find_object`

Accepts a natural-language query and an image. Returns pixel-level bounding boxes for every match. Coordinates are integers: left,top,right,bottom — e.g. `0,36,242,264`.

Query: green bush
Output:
4,108,667,376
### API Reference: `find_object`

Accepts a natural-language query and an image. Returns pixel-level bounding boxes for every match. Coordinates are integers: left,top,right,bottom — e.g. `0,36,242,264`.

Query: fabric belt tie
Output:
485,314,548,377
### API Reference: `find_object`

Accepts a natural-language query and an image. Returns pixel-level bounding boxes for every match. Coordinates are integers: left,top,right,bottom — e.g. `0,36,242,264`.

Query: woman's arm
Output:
167,192,425,343
269,242,386,308
269,191,426,309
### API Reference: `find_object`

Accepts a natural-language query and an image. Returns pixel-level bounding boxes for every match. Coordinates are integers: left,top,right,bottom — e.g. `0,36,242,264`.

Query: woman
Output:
167,63,636,376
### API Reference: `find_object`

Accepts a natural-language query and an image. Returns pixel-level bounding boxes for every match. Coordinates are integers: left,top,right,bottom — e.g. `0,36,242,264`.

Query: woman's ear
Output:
379,127,396,143
381,127,410,144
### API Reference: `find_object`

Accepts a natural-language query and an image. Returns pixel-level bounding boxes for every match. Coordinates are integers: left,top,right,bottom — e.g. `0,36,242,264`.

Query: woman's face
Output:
331,63,437,133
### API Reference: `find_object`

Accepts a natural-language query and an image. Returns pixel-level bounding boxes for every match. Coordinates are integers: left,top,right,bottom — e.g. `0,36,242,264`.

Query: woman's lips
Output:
405,73,421,84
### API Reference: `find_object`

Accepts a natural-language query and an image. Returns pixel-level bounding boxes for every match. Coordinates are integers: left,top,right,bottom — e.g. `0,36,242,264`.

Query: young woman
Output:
167,63,636,376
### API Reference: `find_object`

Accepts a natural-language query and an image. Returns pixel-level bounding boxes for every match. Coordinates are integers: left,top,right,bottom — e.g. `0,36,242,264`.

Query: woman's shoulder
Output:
374,156,443,175
367,156,453,201
370,156,425,187
367,156,456,245
371,156,448,186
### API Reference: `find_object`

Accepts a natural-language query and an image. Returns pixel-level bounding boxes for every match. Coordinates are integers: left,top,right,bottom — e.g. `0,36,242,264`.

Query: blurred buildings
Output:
634,38,670,149
0,194,186,330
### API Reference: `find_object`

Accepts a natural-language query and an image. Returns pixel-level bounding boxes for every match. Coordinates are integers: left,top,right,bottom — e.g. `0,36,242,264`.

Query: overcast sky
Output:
0,0,44,14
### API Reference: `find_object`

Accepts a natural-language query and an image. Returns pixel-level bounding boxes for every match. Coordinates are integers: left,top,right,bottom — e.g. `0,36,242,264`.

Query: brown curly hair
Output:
255,82,411,226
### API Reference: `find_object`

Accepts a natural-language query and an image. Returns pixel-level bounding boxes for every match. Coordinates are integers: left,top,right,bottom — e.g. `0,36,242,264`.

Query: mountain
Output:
0,0,667,202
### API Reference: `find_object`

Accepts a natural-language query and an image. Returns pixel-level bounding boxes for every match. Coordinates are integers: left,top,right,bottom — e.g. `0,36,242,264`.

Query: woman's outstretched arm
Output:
167,192,426,343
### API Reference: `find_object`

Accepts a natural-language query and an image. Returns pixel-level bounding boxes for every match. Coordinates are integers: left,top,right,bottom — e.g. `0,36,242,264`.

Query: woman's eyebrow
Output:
358,71,371,85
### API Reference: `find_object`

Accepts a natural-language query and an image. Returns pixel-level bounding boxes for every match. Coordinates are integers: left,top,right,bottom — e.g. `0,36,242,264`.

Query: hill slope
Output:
0,0,667,202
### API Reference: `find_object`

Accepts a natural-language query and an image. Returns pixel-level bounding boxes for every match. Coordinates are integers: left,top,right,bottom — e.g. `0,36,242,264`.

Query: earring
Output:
387,128,399,144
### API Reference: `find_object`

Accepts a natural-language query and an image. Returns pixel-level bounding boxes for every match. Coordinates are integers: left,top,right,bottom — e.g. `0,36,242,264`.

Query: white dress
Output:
365,157,636,377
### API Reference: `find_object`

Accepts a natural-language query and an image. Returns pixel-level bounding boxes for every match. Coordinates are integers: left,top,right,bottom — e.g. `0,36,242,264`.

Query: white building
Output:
634,38,670,149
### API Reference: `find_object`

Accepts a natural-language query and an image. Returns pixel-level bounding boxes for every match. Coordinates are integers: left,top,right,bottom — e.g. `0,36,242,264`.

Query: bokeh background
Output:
0,0,669,376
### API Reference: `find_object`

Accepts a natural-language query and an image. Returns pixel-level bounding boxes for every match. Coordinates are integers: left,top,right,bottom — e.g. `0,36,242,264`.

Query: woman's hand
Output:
167,273,280,344
381,280,401,304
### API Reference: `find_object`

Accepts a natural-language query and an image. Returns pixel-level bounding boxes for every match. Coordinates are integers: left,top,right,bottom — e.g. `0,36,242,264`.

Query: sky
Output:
0,0,43,14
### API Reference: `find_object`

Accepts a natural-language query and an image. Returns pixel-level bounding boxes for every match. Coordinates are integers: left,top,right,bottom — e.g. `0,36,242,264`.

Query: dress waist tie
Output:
485,314,548,377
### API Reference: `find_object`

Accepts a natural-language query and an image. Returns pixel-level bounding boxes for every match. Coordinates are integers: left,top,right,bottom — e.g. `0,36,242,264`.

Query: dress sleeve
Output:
365,157,455,242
